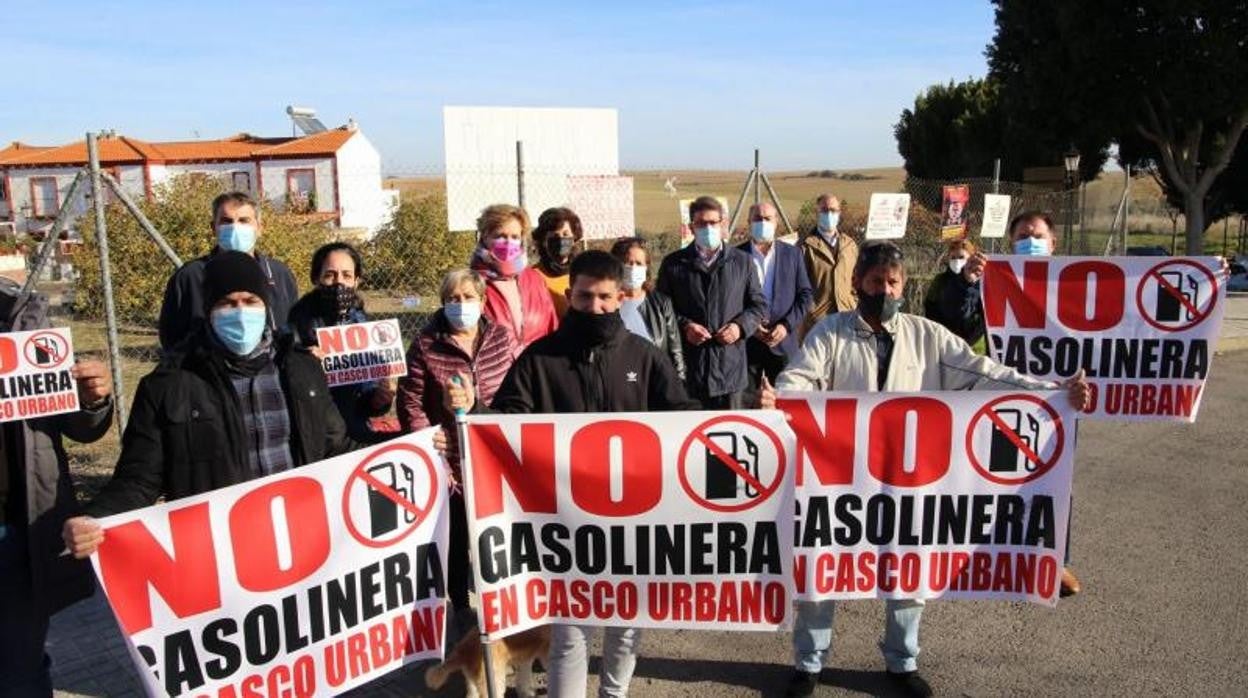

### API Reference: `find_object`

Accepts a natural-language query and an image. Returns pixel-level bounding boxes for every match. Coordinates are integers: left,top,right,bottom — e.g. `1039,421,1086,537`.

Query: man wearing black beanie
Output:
62,252,357,555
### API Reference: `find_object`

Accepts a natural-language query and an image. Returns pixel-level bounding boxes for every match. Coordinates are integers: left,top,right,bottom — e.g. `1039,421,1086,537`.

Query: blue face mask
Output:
217,223,257,253
1013,237,1051,256
694,225,721,250
211,306,267,355
818,211,840,232
443,301,481,331
750,220,775,243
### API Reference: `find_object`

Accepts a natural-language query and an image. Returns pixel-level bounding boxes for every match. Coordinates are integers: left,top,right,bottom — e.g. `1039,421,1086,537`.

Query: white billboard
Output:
443,106,620,231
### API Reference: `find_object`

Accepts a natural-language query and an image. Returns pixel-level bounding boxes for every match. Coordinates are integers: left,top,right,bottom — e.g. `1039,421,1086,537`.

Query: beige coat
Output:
798,232,858,338
777,310,1055,392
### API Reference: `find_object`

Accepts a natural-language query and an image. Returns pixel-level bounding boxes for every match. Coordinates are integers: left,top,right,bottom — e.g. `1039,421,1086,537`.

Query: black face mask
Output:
858,291,902,323
542,237,575,272
315,283,360,321
563,308,624,346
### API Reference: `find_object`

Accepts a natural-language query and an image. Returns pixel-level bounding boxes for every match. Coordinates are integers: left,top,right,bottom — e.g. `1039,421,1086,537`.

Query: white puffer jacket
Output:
777,310,1056,392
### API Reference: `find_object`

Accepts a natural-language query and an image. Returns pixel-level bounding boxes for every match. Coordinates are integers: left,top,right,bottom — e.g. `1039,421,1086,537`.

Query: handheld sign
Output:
0,326,79,423
981,194,1012,239
865,193,910,240
317,319,406,387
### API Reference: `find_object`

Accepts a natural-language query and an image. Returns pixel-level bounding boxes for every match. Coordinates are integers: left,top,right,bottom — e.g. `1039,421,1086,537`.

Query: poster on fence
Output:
462,411,797,641
982,255,1226,421
89,430,450,698
566,175,635,240
865,193,910,239
778,390,1075,606
317,319,406,387
0,326,78,423
940,185,970,241
981,194,1012,239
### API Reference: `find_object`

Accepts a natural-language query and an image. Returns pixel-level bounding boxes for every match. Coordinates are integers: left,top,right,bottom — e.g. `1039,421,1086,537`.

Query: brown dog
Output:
425,625,551,698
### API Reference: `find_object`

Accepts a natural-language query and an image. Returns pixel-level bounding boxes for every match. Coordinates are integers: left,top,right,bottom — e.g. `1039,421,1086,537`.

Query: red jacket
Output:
481,267,559,355
396,312,516,468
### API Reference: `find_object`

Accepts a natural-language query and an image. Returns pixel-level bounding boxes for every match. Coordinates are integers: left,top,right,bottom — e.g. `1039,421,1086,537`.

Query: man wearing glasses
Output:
777,241,1092,698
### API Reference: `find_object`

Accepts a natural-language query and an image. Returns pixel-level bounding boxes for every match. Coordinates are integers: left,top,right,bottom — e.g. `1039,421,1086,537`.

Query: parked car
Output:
1127,245,1171,256
1228,261,1248,292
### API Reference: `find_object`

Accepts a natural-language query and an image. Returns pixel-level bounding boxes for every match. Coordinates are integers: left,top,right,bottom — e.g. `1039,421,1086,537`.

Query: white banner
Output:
317,319,406,387
0,326,78,423
982,255,1227,421
462,411,797,641
566,175,635,240
90,430,450,697
778,391,1075,606
980,194,1012,239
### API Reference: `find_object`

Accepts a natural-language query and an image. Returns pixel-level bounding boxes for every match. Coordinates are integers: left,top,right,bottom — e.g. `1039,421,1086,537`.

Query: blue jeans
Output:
793,599,924,674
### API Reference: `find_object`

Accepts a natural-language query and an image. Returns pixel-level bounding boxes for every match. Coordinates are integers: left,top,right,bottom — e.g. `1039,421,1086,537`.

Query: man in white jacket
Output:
778,241,1091,698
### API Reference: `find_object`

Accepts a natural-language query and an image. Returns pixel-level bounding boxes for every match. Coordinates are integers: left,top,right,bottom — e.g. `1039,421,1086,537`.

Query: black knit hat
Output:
203,251,270,310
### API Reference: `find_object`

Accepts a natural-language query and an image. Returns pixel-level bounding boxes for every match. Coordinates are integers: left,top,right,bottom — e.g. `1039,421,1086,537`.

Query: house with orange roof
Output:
0,121,398,238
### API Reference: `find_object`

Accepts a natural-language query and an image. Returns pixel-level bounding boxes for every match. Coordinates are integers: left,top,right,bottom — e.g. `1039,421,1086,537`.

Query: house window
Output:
232,171,252,193
286,168,316,212
30,177,59,217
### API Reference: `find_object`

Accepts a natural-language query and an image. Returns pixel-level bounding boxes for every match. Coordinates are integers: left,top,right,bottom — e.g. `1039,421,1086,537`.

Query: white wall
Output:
258,157,335,212
4,167,88,235
334,131,396,234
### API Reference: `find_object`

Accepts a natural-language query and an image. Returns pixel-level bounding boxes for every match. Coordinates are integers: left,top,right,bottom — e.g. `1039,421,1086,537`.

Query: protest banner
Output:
982,255,1226,421
316,319,406,388
940,184,969,241
778,390,1075,606
0,326,78,423
980,194,1012,239
865,193,910,240
462,410,797,641
90,429,450,698
566,175,635,240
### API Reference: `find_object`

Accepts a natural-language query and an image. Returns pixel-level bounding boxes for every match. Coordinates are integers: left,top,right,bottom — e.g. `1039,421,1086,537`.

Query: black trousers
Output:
447,491,472,610
746,337,789,402
0,525,53,698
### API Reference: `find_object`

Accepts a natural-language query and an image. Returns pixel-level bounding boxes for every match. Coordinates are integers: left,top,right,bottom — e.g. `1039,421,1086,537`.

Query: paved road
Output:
51,301,1248,697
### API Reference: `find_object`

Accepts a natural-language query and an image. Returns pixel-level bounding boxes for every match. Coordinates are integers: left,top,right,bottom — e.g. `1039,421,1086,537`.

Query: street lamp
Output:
1063,146,1081,254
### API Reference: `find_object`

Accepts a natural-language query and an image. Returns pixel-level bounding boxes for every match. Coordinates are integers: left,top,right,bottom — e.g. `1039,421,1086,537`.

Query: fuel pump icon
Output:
705,431,761,500
366,461,417,537
989,408,1042,473
1155,271,1200,322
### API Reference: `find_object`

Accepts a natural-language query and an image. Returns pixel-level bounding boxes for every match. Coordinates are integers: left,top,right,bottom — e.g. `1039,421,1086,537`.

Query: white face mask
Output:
624,265,648,290
948,258,968,275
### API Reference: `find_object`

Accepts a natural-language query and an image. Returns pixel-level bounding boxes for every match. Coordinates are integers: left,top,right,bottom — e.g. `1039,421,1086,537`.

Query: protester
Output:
396,268,515,631
656,196,767,408
470,204,558,358
0,280,114,698
923,239,988,353
287,242,395,443
446,251,744,697
158,191,299,351
798,193,859,336
777,240,1092,698
610,236,686,380
738,202,813,393
531,206,583,318
62,252,362,556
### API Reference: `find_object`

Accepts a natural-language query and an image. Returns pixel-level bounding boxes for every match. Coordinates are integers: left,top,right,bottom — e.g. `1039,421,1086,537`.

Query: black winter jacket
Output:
158,251,299,352
86,333,355,517
488,320,700,415
656,244,767,399
635,290,686,381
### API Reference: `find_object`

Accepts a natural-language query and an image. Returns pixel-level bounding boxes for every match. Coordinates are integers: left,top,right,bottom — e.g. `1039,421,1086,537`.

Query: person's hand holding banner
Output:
62,516,103,559
1064,369,1093,412
758,374,777,409
71,359,112,407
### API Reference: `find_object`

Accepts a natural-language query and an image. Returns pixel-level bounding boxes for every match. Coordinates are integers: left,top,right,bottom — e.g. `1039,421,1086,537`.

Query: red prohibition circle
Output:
371,322,398,346
676,414,787,513
341,442,439,548
964,394,1065,486
23,331,71,369
1135,259,1219,333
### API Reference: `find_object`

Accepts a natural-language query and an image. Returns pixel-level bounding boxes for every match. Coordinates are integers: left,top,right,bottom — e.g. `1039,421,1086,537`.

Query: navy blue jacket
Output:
736,239,813,359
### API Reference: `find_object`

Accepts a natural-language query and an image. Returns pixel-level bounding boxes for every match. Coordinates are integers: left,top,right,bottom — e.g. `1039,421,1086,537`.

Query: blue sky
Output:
2,1,995,172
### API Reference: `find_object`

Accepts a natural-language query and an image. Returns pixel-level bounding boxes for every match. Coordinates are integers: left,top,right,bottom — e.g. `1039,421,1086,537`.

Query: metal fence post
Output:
9,170,88,322
515,140,526,211
87,131,127,433
753,148,761,206
101,172,183,268
991,158,1001,254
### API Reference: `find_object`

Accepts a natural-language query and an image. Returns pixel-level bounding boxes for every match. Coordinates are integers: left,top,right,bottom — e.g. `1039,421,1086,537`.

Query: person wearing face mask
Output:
532,207,584,318
469,204,559,358
158,191,299,352
776,241,1092,698
62,252,357,557
737,202,813,396
286,242,394,443
923,239,988,353
798,193,860,338
446,251,754,698
609,236,686,380
656,196,768,409
1008,210,1059,256
395,268,515,632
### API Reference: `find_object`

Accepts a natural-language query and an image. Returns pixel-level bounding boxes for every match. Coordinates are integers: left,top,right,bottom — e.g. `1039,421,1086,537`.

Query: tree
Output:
364,193,477,296
987,1,1248,254
895,78,1006,180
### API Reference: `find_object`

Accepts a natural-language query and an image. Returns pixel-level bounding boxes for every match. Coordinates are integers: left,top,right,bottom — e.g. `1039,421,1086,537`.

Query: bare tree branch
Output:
1138,96,1192,196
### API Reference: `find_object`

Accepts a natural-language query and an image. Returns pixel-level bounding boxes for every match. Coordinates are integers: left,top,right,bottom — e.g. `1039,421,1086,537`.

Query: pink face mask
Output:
486,238,527,277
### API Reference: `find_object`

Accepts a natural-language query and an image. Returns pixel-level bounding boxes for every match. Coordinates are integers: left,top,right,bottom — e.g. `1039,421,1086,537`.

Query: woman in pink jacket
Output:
468,204,559,357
